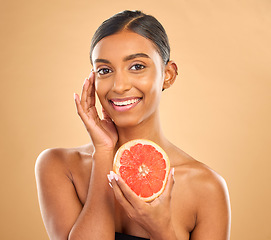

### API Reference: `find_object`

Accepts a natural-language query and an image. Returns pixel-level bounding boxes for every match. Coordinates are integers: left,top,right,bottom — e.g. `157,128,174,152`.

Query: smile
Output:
110,97,142,112
112,98,141,106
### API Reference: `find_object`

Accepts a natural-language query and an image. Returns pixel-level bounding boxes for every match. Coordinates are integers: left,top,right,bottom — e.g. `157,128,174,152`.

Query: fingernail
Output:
73,93,76,100
84,78,88,85
109,182,113,188
109,171,115,182
172,168,175,182
113,173,119,181
109,171,115,181
107,174,112,183
89,71,94,78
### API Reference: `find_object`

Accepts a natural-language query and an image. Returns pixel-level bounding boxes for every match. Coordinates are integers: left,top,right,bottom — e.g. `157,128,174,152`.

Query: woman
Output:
35,10,231,240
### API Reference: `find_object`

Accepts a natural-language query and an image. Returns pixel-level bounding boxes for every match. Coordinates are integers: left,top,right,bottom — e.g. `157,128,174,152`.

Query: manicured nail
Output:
109,171,115,181
113,172,119,181
107,174,112,183
89,71,94,78
109,172,115,181
172,168,175,182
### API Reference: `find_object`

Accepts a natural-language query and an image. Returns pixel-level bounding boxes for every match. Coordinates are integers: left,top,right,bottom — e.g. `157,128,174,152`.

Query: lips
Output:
109,97,142,112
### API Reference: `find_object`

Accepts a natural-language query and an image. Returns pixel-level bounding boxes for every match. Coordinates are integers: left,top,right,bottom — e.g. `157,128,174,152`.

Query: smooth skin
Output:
35,30,231,240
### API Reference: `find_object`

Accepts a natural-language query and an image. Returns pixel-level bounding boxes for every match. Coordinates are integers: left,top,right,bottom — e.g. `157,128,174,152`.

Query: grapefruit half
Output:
113,139,170,202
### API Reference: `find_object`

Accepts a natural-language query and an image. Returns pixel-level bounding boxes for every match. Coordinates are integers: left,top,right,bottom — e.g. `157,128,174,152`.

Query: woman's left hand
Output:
108,169,177,240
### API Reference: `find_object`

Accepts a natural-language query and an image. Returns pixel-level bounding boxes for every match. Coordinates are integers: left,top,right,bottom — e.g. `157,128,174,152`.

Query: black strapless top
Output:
115,232,150,240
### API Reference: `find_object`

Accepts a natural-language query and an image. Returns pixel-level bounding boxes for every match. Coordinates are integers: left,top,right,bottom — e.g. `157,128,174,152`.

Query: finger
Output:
74,93,86,120
87,71,95,107
80,77,90,111
112,172,144,209
109,172,135,215
160,168,175,201
74,92,91,128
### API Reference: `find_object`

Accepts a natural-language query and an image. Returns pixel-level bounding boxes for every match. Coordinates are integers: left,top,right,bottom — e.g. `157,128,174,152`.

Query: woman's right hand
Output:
74,71,118,151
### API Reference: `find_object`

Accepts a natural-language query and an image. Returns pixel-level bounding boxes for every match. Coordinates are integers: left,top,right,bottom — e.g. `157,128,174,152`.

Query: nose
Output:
111,72,132,94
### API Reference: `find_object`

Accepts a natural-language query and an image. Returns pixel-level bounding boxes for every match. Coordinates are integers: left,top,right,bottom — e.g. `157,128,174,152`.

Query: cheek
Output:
95,76,111,93
95,79,108,104
139,68,163,93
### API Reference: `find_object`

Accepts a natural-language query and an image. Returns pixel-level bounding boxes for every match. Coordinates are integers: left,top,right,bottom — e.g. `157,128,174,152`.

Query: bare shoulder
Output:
174,156,229,204
34,145,94,239
35,144,94,179
171,149,231,239
169,142,229,198
168,142,228,197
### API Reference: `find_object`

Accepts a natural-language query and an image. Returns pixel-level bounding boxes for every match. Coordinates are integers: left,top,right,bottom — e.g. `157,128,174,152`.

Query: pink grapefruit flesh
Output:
113,139,170,202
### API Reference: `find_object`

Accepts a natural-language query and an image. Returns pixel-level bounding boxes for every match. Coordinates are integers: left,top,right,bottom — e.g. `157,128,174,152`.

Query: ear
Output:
162,61,178,90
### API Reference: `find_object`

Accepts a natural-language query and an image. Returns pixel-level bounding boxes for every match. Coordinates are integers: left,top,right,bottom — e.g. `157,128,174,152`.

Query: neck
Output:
115,111,168,150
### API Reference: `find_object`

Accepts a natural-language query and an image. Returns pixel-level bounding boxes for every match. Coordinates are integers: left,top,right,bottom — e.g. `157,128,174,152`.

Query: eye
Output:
97,68,112,75
130,64,145,71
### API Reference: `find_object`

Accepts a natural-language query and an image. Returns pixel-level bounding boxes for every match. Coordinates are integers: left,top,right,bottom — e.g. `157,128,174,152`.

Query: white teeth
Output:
112,98,140,106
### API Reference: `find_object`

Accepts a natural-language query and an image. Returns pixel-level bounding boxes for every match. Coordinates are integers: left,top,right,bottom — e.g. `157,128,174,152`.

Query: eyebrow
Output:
94,58,111,64
123,53,150,61
94,53,150,64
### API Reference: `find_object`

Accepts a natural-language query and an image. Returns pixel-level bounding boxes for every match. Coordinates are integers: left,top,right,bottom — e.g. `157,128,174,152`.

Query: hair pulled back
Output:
90,10,170,65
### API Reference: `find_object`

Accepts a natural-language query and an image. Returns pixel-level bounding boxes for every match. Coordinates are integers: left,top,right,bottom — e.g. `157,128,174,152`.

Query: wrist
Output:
92,149,115,166
93,148,114,156
90,139,116,153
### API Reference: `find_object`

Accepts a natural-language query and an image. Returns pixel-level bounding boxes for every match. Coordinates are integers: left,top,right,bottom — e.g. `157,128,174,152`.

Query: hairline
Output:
90,29,167,66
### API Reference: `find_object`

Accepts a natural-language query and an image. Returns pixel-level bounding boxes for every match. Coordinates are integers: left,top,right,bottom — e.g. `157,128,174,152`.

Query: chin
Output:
113,116,143,128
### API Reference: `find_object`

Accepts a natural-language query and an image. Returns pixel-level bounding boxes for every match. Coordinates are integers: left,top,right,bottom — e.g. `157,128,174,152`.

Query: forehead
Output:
92,31,161,63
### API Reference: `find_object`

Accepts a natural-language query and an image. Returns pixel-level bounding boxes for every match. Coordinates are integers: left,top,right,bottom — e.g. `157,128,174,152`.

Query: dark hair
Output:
90,10,170,65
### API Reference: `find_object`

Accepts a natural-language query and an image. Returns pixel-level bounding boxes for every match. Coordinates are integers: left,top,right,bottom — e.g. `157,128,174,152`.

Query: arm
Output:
70,72,118,239
68,150,116,239
35,149,83,239
35,149,116,240
35,72,118,239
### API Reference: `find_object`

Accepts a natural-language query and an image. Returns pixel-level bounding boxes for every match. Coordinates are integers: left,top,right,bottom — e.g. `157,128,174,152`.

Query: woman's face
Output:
92,30,165,128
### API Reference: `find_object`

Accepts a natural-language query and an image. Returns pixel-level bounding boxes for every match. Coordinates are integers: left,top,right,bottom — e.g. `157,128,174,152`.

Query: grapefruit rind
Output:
113,139,170,202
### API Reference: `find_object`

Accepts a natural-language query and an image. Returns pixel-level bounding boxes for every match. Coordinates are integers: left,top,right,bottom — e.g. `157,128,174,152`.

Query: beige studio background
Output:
1,0,270,239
